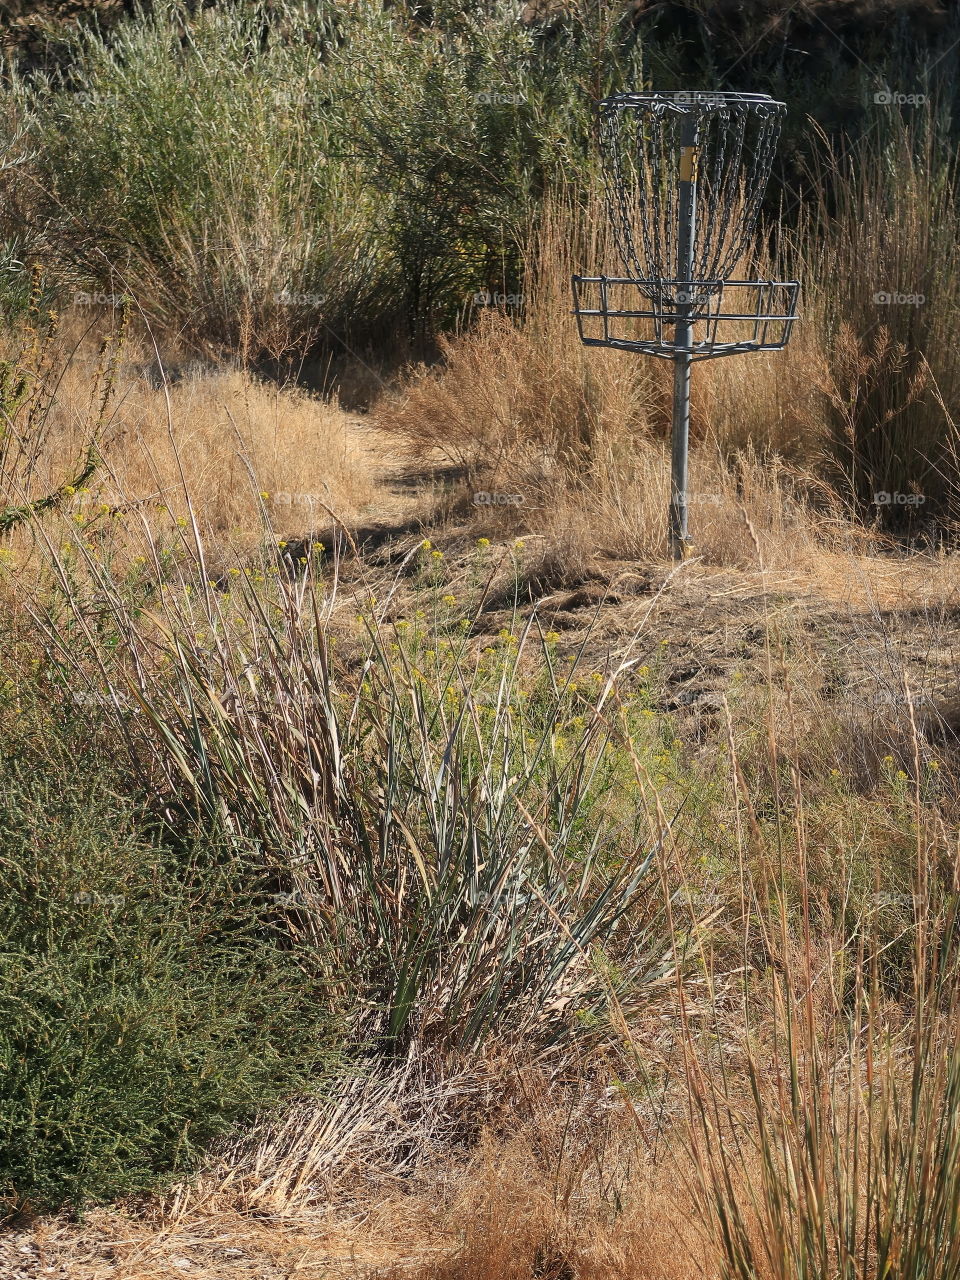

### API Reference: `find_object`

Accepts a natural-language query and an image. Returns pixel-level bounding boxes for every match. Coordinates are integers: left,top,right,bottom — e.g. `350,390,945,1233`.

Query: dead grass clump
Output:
1,317,375,558
377,194,839,572
374,1145,697,1280
357,1083,710,1280
104,365,373,539
697,323,829,463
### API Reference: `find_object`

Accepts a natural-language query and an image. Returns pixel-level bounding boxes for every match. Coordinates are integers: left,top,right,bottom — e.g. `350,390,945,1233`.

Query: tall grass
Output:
804,118,960,529
23,504,678,1059
684,905,960,1280
681,662,960,1280
19,2,380,359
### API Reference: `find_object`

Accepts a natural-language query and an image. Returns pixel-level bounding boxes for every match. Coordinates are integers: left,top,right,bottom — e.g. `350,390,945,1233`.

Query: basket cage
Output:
574,90,799,357
572,275,799,361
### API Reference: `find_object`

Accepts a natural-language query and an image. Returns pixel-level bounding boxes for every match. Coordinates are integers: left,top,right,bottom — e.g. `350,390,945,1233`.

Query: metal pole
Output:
669,111,698,560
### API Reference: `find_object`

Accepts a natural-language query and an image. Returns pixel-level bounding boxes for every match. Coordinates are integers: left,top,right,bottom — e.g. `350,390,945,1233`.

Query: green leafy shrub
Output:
16,0,645,352
0,708,340,1215
19,1,381,358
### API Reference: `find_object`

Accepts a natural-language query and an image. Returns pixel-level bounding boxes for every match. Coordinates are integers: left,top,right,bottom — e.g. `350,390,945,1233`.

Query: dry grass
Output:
381,323,842,571
0,318,376,560
370,1123,707,1280
8,1047,717,1279
0,1105,710,1279
376,194,848,571
3,128,960,1280
100,364,373,539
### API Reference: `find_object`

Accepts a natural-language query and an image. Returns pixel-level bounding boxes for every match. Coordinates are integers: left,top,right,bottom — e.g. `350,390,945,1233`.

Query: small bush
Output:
0,702,340,1215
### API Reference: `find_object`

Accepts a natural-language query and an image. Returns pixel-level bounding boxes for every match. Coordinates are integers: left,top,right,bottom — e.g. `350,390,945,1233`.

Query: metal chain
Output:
599,92,786,305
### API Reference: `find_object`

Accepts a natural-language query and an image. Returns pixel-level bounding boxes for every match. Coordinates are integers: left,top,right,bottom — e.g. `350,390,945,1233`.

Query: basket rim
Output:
599,91,786,113
571,274,800,290
570,274,800,360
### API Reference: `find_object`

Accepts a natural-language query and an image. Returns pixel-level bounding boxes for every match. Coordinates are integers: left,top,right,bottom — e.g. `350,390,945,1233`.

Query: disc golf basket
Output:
572,91,799,558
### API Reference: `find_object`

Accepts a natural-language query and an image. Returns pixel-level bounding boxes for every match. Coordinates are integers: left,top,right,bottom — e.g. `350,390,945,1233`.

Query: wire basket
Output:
572,89,800,557
572,275,799,360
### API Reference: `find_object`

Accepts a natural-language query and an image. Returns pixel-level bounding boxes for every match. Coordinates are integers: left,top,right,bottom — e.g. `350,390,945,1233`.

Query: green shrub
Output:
0,706,340,1215
18,1,381,358
16,0,645,352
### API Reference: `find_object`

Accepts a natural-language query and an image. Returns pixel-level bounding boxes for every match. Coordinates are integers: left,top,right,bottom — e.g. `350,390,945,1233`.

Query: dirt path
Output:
345,415,444,533
319,416,960,739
